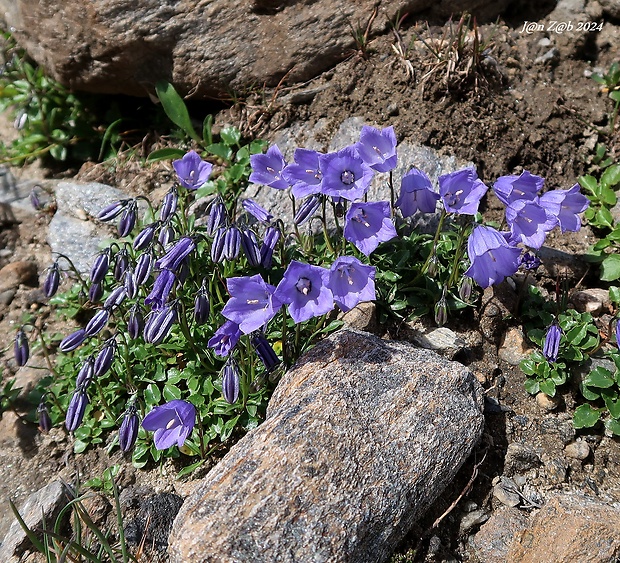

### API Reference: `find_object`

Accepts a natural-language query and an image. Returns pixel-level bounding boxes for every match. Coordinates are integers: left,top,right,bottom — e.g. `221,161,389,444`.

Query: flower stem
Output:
420,209,448,275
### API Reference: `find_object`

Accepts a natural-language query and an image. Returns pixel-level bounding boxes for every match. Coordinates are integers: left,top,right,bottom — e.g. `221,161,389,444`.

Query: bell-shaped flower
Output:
145,269,176,310
221,274,282,334
274,261,334,323
396,168,440,216
319,146,374,201
141,399,196,450
328,256,376,312
155,236,196,272
173,150,213,190
344,201,397,256
465,225,521,288
282,148,324,198
119,405,139,453
159,188,179,221
249,145,289,190
221,360,240,404
493,170,544,206
355,125,398,172
439,167,488,215
543,322,561,363
505,199,557,249
538,184,589,233
208,320,242,357
242,199,273,224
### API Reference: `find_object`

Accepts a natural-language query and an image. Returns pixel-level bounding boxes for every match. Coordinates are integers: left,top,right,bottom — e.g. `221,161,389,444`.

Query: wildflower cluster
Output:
14,123,590,468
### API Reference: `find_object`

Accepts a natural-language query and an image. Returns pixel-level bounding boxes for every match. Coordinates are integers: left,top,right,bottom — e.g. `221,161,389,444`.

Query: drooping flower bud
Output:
65,390,88,432
133,223,157,251
144,305,177,344
118,201,138,237
251,333,280,373
616,319,620,352
206,198,226,236
543,322,561,363
224,226,241,261
155,236,196,272
194,289,210,325
211,227,227,263
37,401,52,433
124,270,138,299
434,293,448,327
240,229,261,267
113,250,130,281
119,405,139,452
222,360,240,404
159,188,178,222
94,339,117,377
242,198,273,224
44,262,61,298
76,355,96,388
88,282,104,303
294,195,321,226
84,308,110,337
14,329,29,367
158,224,175,247
30,188,42,211
98,200,129,222
459,277,473,302
260,226,281,269
104,286,127,310
177,258,190,284
90,249,111,284
128,305,145,339
334,199,346,218
59,329,87,353
134,252,154,286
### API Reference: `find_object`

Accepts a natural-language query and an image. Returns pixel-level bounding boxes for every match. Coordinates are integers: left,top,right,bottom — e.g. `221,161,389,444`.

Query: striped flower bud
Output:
158,224,175,247
159,188,178,222
459,277,473,301
144,305,177,344
85,308,110,337
242,198,273,223
118,201,138,237
240,229,261,267
37,401,52,433
194,290,210,325
222,360,240,404
155,236,196,272
113,250,130,281
543,322,561,363
90,249,111,284
94,339,116,377
294,195,321,226
251,333,280,373
133,223,157,251
76,355,96,388
134,252,154,286
44,262,61,298
104,286,127,309
59,329,87,353
224,227,241,261
88,281,104,303
128,305,145,339
124,270,138,299
14,329,29,367
98,200,129,222
434,292,448,327
119,405,139,452
206,198,226,236
211,227,226,263
65,390,88,432
260,226,281,269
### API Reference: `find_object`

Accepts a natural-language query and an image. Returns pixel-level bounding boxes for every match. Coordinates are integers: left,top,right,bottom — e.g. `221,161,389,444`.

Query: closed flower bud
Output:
159,188,178,222
459,277,473,301
59,329,87,353
177,258,190,284
118,201,138,237
294,195,321,226
222,360,240,404
37,402,52,433
14,329,29,367
224,226,241,260
114,250,130,281
88,281,104,303
133,223,157,251
211,227,227,263
241,229,261,267
260,226,281,269
90,250,111,284
334,199,346,218
543,322,561,363
144,305,177,344
434,295,448,327
251,333,280,373
30,188,42,211
85,308,110,337
124,270,138,299
65,390,88,432
194,290,210,325
206,198,226,236
128,306,145,339
98,200,129,222
119,405,139,452
94,339,116,377
134,252,154,286
44,263,61,298
104,286,127,309
76,355,96,388
158,224,175,247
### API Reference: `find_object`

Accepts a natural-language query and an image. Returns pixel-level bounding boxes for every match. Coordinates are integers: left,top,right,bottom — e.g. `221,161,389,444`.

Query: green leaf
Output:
599,186,617,206
610,91,620,103
601,254,620,281
163,384,181,401
177,459,206,478
579,174,598,195
596,207,614,229
601,164,620,189
583,366,615,388
524,378,540,395
573,403,601,428
155,81,201,142
147,147,186,162
605,418,620,435
220,126,241,146
539,380,556,397
519,358,537,376
565,323,588,346
580,383,601,401
74,439,89,454
206,142,233,161
144,383,161,405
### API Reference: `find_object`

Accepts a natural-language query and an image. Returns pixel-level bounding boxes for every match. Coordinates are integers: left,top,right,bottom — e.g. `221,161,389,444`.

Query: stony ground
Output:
1,2,620,562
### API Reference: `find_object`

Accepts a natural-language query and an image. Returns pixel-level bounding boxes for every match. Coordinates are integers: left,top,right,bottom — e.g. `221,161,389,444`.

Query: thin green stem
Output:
420,209,448,275
446,220,470,289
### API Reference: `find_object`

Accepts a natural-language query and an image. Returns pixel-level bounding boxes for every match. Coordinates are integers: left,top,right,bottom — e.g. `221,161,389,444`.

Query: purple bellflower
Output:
493,170,544,206
519,252,542,271
282,148,324,198
141,399,196,450
173,150,213,190
208,320,242,357
145,269,177,310
65,390,88,432
160,188,179,222
356,125,398,172
155,237,196,272
274,261,334,323
119,404,139,453
221,360,240,404
242,199,273,223
465,225,521,288
144,304,177,344
14,329,29,367
221,274,282,334
249,145,289,190
44,263,61,298
543,322,561,363
60,329,87,352
344,201,397,256
505,199,557,249
328,256,376,312
396,168,440,216
538,184,589,233
439,167,488,215
260,226,281,269
251,333,280,372
319,146,374,201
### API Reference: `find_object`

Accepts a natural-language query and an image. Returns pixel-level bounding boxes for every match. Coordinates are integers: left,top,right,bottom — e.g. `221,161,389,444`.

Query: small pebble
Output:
459,508,489,534
536,392,560,411
564,440,590,461
492,476,521,507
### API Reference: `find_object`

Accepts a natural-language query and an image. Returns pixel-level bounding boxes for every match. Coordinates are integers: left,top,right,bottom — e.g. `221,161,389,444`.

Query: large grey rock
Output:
169,328,484,562
1,1,513,99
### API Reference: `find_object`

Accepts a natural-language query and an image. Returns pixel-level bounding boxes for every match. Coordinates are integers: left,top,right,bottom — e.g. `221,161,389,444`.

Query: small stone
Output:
410,327,467,356
471,507,529,563
570,289,610,315
498,327,532,365
543,456,568,484
535,47,560,65
0,289,16,306
537,37,552,47
0,261,38,293
564,440,590,461
459,508,489,535
536,392,560,411
504,443,540,476
339,301,377,333
493,477,521,507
